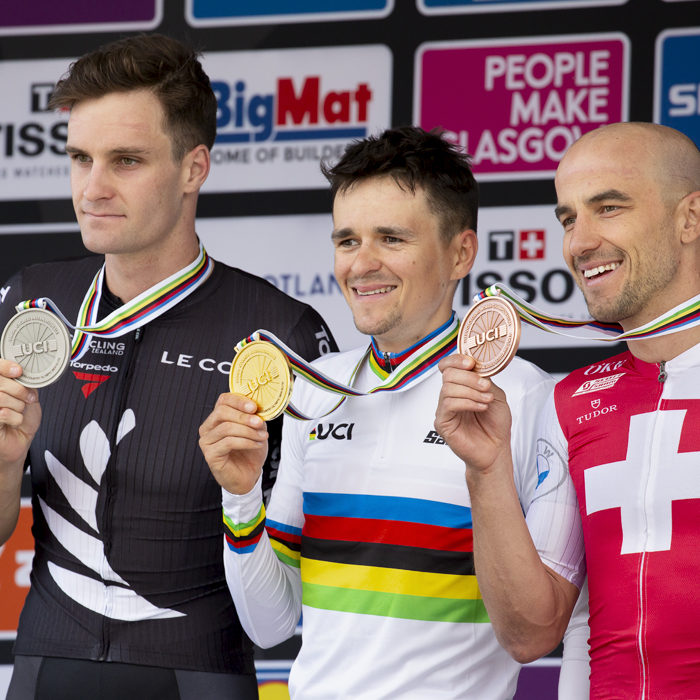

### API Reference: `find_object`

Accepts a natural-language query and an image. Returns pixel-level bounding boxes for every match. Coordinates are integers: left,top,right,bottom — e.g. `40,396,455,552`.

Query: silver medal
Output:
1,308,71,388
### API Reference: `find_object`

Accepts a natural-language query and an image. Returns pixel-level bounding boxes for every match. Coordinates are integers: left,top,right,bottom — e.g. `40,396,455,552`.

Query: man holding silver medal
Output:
199,126,554,699
0,34,337,699
435,122,700,698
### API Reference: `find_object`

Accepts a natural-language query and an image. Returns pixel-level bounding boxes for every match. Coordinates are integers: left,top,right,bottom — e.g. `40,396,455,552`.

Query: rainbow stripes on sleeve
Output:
223,504,266,554
266,519,302,568
298,492,488,624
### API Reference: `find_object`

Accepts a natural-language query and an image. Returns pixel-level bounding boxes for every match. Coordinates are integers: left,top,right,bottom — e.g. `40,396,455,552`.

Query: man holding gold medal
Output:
0,35,336,699
435,122,700,698
200,126,554,699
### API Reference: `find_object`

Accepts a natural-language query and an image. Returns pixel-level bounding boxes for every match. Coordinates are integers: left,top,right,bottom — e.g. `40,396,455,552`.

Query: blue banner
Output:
656,29,700,148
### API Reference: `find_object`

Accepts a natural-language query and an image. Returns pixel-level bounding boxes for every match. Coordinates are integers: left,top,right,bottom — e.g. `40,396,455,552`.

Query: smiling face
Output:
555,129,684,328
67,90,194,261
332,176,475,352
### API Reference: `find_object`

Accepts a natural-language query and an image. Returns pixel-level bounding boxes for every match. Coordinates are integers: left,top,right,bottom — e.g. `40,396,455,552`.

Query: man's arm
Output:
434,354,580,663
0,274,42,544
199,392,304,648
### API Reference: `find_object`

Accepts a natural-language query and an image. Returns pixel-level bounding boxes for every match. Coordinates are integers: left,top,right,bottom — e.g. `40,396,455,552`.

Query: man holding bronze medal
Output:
0,35,337,699
435,122,700,698
200,126,554,699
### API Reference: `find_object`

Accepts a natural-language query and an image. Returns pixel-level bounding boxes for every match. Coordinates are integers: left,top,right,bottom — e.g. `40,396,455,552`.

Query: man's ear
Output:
182,144,211,194
450,228,478,281
679,191,700,244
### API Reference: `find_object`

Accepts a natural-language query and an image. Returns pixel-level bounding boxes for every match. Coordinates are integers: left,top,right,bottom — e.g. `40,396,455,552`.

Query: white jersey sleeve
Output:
504,360,557,515
525,389,586,589
221,416,307,649
559,576,591,698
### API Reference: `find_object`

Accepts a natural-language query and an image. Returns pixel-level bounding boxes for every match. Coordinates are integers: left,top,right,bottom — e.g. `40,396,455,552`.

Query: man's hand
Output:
199,394,269,495
435,354,512,475
0,360,41,467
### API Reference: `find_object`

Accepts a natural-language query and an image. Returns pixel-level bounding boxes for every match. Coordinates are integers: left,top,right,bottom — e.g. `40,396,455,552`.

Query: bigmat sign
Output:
187,0,393,27
654,27,700,149
197,205,600,354
418,0,626,13
415,34,630,181
201,46,392,193
0,58,75,200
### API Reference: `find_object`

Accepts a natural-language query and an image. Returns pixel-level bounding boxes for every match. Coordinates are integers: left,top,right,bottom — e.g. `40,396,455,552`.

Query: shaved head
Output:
555,122,700,330
563,122,700,209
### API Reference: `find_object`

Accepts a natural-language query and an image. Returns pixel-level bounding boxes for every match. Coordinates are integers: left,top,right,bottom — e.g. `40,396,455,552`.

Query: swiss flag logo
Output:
518,230,545,260
73,371,110,398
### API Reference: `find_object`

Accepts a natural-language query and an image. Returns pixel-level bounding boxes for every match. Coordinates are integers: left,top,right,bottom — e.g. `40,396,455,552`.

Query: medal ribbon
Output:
17,242,213,361
476,283,700,342
237,313,459,420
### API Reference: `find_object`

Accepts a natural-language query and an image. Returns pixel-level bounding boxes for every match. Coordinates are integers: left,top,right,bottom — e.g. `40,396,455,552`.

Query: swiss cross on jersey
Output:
557,356,700,555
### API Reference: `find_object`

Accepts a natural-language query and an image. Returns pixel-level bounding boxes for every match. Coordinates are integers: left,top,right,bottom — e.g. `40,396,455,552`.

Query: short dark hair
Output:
322,126,478,241
48,34,217,161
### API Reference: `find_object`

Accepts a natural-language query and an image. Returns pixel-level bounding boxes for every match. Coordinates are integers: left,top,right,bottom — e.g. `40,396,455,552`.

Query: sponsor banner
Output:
459,205,598,349
0,58,74,200
197,205,597,353
654,27,700,149
187,0,393,27
415,34,630,181
0,500,33,637
418,0,626,14
197,214,363,352
0,0,161,36
201,46,392,193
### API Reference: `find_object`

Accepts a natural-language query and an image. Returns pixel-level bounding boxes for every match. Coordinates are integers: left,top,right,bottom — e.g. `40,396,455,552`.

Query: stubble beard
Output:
580,247,679,325
353,304,403,339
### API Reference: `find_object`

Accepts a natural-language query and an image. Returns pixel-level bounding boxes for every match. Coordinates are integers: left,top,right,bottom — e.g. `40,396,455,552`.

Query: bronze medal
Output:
229,340,294,421
458,295,521,377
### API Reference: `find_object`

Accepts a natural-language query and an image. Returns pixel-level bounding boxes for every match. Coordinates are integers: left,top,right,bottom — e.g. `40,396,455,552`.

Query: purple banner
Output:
0,0,161,33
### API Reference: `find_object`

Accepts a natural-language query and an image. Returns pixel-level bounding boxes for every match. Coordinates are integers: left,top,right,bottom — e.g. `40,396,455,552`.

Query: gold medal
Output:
458,295,521,377
229,340,294,421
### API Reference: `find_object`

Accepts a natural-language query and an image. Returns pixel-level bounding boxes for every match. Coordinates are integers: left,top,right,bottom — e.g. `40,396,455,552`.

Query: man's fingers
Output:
200,415,267,447
200,396,265,437
215,392,260,415
0,376,37,405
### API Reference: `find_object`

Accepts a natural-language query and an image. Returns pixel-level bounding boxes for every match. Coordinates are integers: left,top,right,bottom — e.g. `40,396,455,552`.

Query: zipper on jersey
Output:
658,361,667,383
383,352,393,373
98,325,145,661
636,366,667,697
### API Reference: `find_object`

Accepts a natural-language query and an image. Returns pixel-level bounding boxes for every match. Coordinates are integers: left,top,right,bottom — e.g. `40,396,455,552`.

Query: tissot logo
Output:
487,229,546,261
73,371,110,398
423,430,446,444
309,423,354,440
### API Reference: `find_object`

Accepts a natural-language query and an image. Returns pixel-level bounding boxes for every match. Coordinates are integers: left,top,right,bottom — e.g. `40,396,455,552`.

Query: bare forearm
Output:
0,456,25,545
467,455,577,663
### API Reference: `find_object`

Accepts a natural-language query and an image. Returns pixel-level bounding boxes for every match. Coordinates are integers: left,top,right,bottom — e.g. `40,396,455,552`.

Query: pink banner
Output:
416,34,629,180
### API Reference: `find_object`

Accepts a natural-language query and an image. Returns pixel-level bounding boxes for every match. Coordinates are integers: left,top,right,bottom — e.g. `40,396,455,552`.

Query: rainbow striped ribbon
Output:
17,243,213,362
476,283,700,341
236,313,459,420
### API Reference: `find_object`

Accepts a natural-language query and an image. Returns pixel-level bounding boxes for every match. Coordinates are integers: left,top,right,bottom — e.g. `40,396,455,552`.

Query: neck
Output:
627,325,700,364
104,236,201,303
372,312,455,356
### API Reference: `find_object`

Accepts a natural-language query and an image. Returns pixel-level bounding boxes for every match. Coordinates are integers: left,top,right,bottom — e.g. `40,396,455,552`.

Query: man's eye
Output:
562,217,575,228
120,157,137,166
603,205,618,213
74,155,90,163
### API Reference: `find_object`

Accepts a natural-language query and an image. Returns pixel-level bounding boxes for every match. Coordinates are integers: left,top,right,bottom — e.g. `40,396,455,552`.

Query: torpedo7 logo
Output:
73,372,110,399
212,77,373,144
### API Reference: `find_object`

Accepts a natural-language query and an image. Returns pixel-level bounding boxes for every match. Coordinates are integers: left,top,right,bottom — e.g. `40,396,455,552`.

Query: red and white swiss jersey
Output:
527,344,700,699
